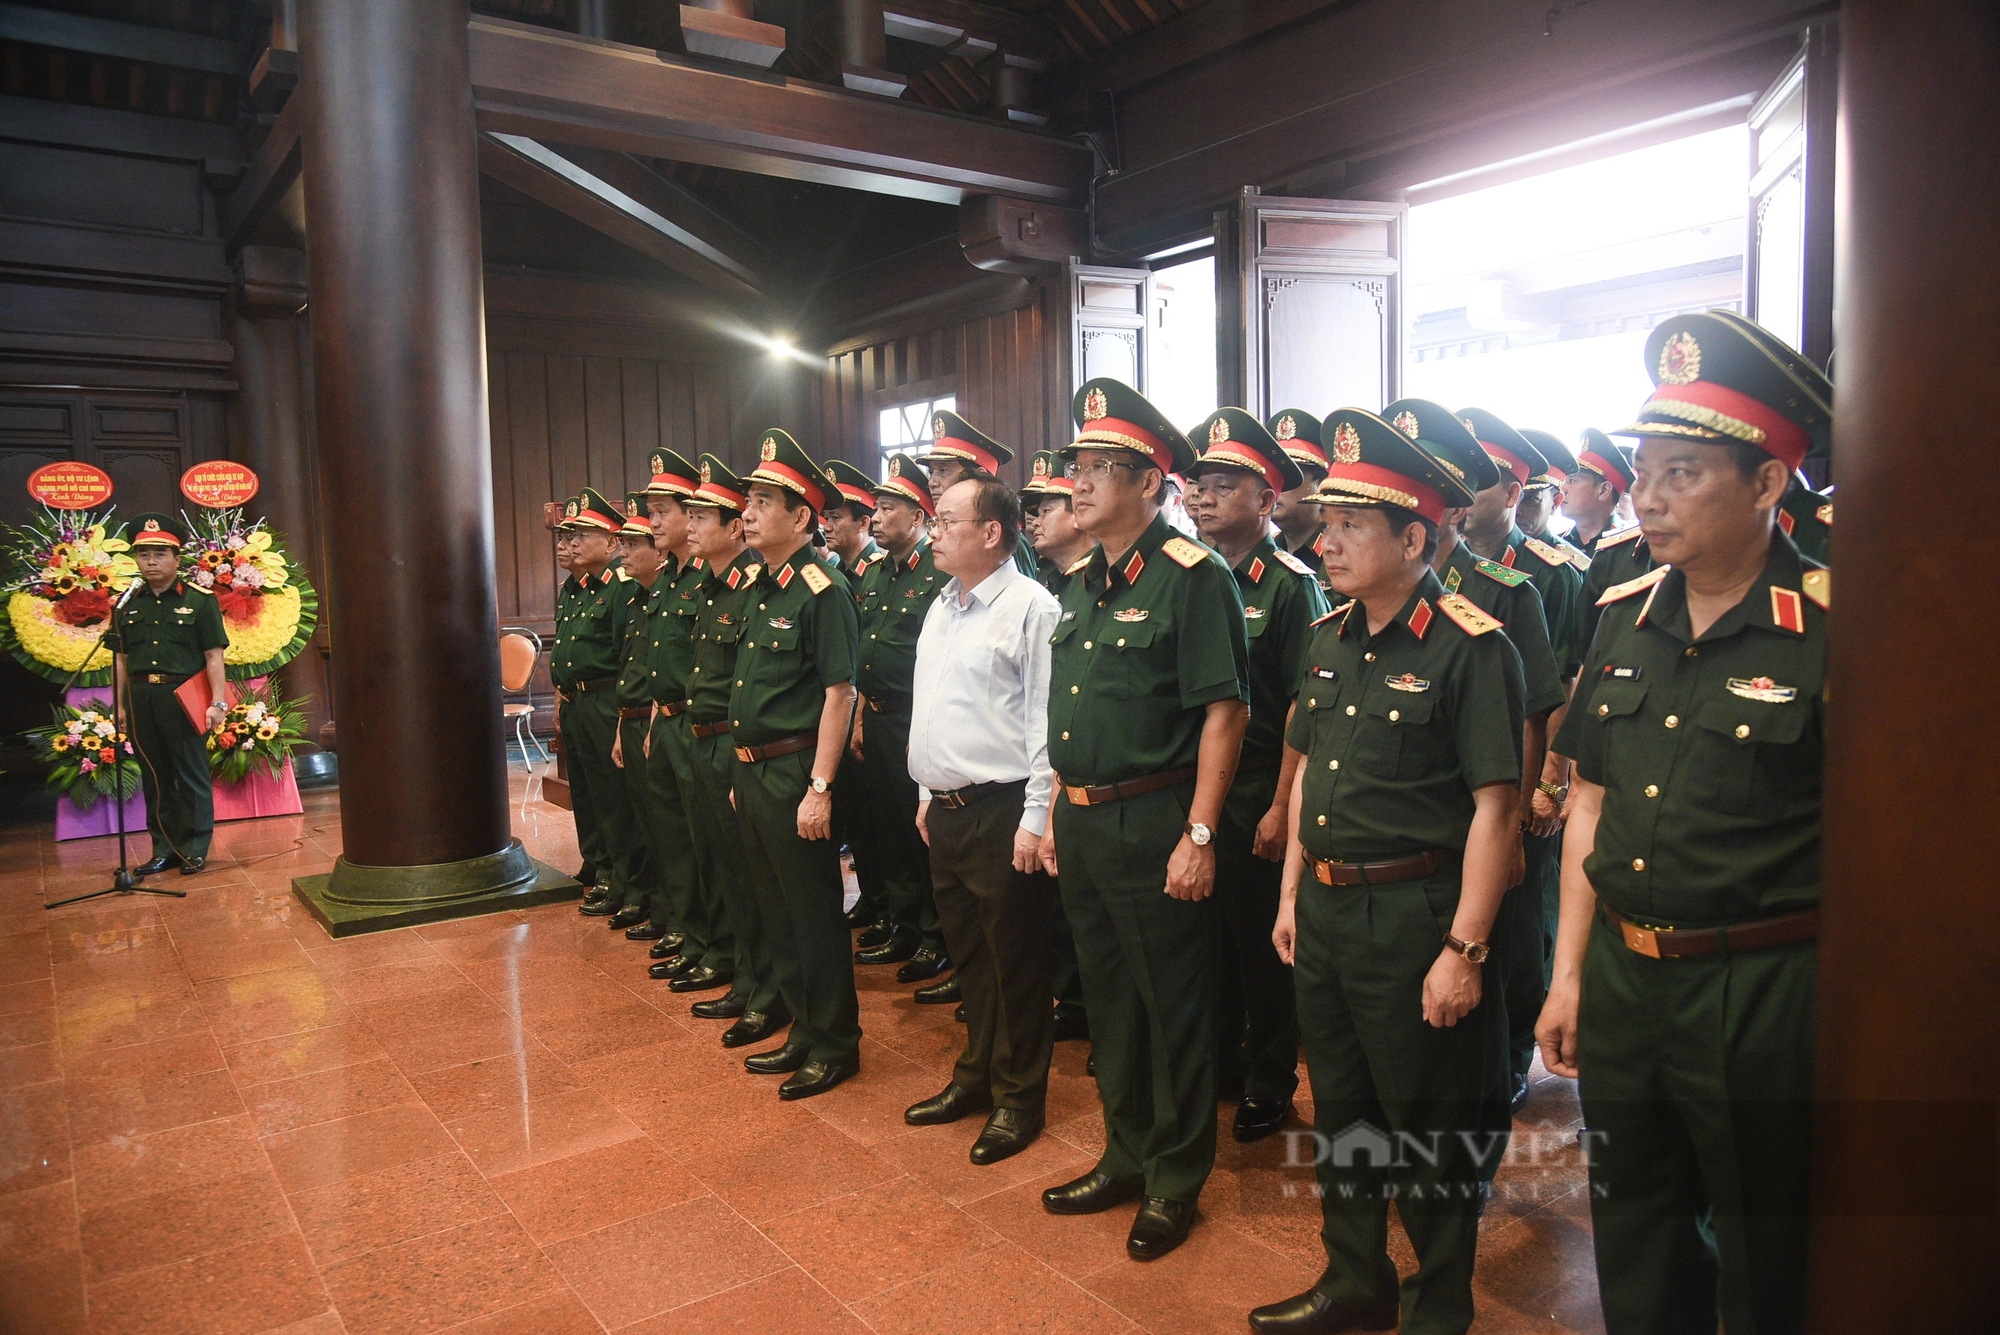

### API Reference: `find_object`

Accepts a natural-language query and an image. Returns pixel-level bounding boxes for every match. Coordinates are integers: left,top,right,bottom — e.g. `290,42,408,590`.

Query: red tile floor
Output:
0,768,1606,1334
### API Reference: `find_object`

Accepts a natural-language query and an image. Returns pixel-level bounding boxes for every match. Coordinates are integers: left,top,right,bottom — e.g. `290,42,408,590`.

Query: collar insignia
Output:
1120,549,1145,584
1727,676,1797,703
1247,557,1265,584
1443,566,1463,594
1770,585,1805,634
776,563,795,589
1407,598,1434,640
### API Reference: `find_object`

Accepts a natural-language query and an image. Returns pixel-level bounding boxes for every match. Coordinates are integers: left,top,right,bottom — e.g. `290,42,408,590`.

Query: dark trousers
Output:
857,708,942,950
929,782,1054,1110
733,748,862,1064
687,729,781,1015
562,691,640,904
1212,765,1302,1105
636,711,725,966
1579,916,1815,1335
1053,783,1216,1203
833,768,884,925
613,714,661,916
1493,830,1562,1086
129,680,214,862
1051,891,1087,1019
1293,870,1511,1335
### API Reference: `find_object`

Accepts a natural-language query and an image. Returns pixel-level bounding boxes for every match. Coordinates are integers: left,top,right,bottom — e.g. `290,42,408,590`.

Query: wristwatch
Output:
1443,932,1490,964
810,775,832,795
1186,822,1213,847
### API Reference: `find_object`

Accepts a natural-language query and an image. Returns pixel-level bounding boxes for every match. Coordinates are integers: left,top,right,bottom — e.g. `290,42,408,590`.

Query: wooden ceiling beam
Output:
466,16,1089,206
221,96,302,250
1045,0,1345,113
0,2,243,77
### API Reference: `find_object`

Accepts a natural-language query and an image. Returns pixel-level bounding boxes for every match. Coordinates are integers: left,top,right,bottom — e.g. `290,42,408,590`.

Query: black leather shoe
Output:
855,926,918,964
904,1083,992,1127
579,897,620,917
134,855,178,877
690,993,747,1020
721,1012,791,1048
1051,1004,1090,1043
1127,1197,1196,1260
780,1057,859,1100
1247,1289,1399,1334
582,882,612,902
896,948,949,984
625,920,669,941
178,856,206,875
667,965,731,993
844,905,879,930
648,956,694,980
744,1035,811,1074
853,919,893,948
1511,1073,1531,1114
1233,1096,1293,1143
649,940,684,960
658,932,684,953
1042,1170,1143,1215
954,1003,966,1023
970,1107,1043,1165
575,863,598,887
913,974,960,1005
607,905,648,930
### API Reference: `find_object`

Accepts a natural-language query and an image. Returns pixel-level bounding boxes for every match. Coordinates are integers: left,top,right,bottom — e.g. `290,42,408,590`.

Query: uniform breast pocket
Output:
758,624,802,656
1588,679,1650,772
1353,694,1439,779
1096,622,1169,700
1689,697,1813,813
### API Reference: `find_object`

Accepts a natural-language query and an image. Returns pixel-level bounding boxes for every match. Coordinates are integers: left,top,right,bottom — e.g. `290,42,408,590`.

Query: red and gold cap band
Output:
693,480,745,511
1199,444,1284,493
1073,417,1172,474
747,460,827,512
876,475,935,516
648,473,694,497
1477,440,1532,486
132,524,180,547
830,481,875,510
1575,450,1629,495
1634,380,1810,470
930,434,1000,475
1318,462,1448,524
575,503,622,531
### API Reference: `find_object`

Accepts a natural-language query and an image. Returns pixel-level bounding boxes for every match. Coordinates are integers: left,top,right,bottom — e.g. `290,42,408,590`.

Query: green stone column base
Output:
292,838,582,937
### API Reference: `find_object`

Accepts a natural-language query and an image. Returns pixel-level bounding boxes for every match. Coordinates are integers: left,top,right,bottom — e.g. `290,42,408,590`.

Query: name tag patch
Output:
1061,611,1076,622
1603,665,1643,681
1385,673,1431,693
1726,676,1796,703
1312,666,1338,681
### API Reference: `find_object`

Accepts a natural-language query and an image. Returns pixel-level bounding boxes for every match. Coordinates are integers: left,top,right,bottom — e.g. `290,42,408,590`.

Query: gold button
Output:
1644,784,1659,798
736,680,742,687
1329,759,1339,770
1084,641,1092,650
1632,858,1646,872
1345,705,1356,715
1061,731,1070,740
1307,698,1316,709
1070,686,1079,694
1664,715,1679,729
1598,703,1609,717
759,603,766,610
1364,652,1376,662
1388,709,1400,722
1316,814,1327,826
1117,638,1126,647
1734,724,1751,739
1685,647,1698,657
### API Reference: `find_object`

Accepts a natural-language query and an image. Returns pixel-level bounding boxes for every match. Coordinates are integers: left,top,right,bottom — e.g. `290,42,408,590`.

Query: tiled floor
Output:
0,765,1605,1334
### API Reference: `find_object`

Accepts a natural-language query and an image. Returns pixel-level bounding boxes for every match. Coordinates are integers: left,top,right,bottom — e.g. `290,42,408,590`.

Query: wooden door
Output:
1745,25,1838,368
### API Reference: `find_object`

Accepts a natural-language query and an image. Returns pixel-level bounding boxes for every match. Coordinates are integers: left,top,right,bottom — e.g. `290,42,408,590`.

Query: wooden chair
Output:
499,627,548,767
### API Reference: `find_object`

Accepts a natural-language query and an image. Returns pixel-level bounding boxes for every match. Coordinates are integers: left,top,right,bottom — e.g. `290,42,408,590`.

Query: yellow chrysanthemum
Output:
222,584,303,667
8,592,115,674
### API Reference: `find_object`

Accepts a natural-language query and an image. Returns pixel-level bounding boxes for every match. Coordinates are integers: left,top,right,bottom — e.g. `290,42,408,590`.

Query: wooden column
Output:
1811,2,2000,1326
292,0,565,932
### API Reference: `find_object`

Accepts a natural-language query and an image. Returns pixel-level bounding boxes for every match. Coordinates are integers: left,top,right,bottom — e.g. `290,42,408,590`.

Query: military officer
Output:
1537,311,1831,1335
605,494,668,938
851,455,949,984
1184,409,1329,1143
1251,411,1524,1335
919,409,1037,576
1267,408,1333,596
1456,408,1586,681
1037,378,1250,1262
1778,472,1833,566
632,454,717,975
820,457,890,935
114,513,228,877
1393,401,1567,1114
731,428,864,1099
1567,434,1649,656
1512,430,1567,546
554,501,608,896
556,489,645,922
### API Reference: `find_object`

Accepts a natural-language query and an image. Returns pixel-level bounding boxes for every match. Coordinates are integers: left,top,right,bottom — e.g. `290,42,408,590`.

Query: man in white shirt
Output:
903,475,1062,1166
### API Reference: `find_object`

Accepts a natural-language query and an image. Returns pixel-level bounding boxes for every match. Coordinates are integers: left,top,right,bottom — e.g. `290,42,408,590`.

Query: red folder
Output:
174,675,240,732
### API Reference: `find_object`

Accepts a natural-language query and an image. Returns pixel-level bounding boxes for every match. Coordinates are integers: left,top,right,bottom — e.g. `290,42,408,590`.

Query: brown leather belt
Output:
618,706,651,720
734,732,816,764
141,673,188,686
558,677,618,703
1603,903,1819,959
1059,766,1196,807
1310,849,1457,887
931,778,1023,810
653,699,689,717
690,720,731,739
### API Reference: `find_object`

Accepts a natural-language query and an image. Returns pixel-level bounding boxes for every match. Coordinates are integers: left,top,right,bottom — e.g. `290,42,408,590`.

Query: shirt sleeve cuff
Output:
1018,804,1049,837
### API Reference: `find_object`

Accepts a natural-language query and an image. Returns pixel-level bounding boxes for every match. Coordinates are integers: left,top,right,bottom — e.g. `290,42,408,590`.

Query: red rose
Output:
217,732,236,748
54,588,112,626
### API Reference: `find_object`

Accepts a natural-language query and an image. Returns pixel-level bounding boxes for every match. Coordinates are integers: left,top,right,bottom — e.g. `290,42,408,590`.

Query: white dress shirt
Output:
907,561,1061,835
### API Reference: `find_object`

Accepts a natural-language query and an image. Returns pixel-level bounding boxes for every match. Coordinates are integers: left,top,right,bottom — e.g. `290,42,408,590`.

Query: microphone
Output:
115,579,141,609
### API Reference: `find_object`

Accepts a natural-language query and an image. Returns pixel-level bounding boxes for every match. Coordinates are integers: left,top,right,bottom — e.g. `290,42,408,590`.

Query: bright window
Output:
878,395,955,478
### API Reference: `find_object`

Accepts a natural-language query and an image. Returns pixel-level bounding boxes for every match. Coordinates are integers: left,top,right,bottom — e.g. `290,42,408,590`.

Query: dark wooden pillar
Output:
292,0,564,932
1812,2,2000,1327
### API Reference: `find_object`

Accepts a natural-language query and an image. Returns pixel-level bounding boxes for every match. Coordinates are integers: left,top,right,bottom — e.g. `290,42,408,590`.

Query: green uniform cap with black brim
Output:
922,409,1013,474
1383,398,1500,497
572,487,623,533
1064,377,1196,475
875,453,935,517
687,455,747,514
745,428,829,512
1571,427,1634,495
127,512,188,548
620,492,653,537
557,496,584,531
1616,309,1833,469
821,458,879,513
1457,406,1548,489
1266,408,1329,480
1186,407,1305,492
1313,409,1477,523
646,448,700,498
1518,429,1574,486
1022,449,1071,498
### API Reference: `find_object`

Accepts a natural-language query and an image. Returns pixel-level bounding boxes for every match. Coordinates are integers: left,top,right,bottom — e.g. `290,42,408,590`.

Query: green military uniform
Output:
923,409,1036,577
1269,407,1335,599
555,489,644,914
1281,412,1523,1335
1185,410,1327,1121
1556,310,1832,1335
553,498,608,886
1047,380,1248,1204
853,454,945,960
1570,435,1645,657
731,430,863,1083
823,458,889,932
1778,474,1833,566
114,514,227,867
611,495,667,929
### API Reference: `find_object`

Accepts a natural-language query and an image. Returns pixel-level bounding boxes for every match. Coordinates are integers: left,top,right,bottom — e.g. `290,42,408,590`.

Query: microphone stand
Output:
46,580,186,908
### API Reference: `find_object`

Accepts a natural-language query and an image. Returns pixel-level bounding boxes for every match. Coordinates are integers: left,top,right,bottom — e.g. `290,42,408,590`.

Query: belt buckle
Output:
1619,919,1663,958
936,791,964,809
146,674,163,684
1064,784,1090,805
1312,859,1333,886
733,745,754,763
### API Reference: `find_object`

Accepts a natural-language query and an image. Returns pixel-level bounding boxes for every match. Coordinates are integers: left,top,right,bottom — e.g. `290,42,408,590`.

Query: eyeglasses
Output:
929,514,996,533
1065,459,1147,482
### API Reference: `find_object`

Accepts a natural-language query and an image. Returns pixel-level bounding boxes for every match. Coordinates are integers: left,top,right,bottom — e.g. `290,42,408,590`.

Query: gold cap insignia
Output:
933,415,948,441
143,518,160,531
564,500,579,517
1393,411,1420,440
1083,387,1108,422
760,438,778,461
1208,417,1230,448
889,457,904,478
1032,456,1049,477
625,499,638,516
823,466,838,483
1460,416,1480,439
1274,414,1296,441
1332,422,1363,465
1658,331,1702,385
699,463,712,484
650,451,666,474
